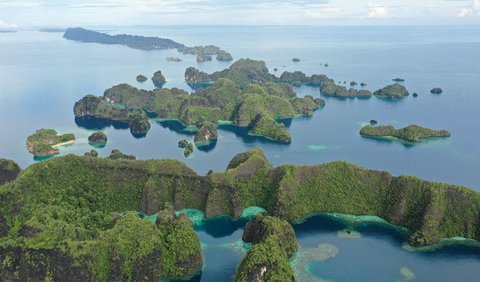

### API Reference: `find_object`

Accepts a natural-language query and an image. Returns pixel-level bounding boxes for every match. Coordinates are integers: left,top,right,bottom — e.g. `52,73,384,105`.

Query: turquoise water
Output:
1,26,480,281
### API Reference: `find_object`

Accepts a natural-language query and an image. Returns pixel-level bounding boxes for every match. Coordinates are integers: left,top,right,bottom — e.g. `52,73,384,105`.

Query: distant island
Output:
26,129,75,157
74,59,325,143
63,27,233,61
1,148,480,280
360,124,451,142
373,83,409,99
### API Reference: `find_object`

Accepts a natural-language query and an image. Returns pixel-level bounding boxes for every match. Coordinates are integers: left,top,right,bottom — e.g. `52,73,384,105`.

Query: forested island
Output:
1,148,480,281
63,27,233,61
26,129,75,157
74,59,326,143
360,124,451,142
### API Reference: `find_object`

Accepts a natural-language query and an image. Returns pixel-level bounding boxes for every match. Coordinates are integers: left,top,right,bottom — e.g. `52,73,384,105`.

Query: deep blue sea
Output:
1,25,480,281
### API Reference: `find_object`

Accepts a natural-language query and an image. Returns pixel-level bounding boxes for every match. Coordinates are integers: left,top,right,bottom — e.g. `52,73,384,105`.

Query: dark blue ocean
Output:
1,25,479,281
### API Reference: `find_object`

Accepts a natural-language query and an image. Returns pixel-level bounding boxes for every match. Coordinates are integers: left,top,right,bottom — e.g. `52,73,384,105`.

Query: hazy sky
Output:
0,0,479,29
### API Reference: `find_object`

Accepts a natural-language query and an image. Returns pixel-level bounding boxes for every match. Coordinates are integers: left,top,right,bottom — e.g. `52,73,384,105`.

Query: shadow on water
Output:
75,116,129,130
194,215,249,238
156,119,196,137
218,123,292,146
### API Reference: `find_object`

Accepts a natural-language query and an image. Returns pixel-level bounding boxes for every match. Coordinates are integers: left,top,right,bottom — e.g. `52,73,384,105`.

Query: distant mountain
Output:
63,27,233,61
63,27,185,50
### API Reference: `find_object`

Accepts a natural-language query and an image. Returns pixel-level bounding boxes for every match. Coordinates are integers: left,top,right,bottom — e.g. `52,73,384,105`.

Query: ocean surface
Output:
1,25,480,281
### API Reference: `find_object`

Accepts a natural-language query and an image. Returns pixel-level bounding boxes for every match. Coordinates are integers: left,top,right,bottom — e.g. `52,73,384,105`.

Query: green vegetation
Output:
373,83,409,99
184,143,194,158
26,129,75,157
320,81,372,98
74,68,324,142
136,74,147,82
1,148,480,279
236,213,296,281
151,70,166,87
194,121,218,146
180,45,233,61
88,131,107,146
0,159,20,185
360,124,451,142
178,139,189,148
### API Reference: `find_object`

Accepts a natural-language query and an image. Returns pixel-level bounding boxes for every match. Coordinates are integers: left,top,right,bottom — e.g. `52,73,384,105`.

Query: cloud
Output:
0,20,18,29
367,3,390,19
457,0,480,17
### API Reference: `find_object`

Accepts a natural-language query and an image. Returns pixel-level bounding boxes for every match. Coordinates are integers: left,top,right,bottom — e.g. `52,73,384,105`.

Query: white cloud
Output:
367,3,390,19
0,20,18,29
457,0,480,17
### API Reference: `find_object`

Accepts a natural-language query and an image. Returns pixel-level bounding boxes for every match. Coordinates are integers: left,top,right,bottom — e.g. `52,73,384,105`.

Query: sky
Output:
0,0,479,29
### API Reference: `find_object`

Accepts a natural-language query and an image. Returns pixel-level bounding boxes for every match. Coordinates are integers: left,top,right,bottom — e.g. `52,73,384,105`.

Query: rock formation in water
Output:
26,129,75,157
236,214,297,282
88,131,107,146
373,83,409,99
431,88,443,94
151,70,166,87
360,124,451,142
136,74,147,82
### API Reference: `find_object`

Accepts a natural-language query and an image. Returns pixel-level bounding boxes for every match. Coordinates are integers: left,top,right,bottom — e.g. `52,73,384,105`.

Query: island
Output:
373,83,409,99
1,148,480,280
292,58,300,62
166,57,182,62
88,131,107,147
392,77,405,82
236,213,297,281
74,61,325,143
194,121,218,147
196,53,212,62
136,74,147,82
151,70,166,87
63,27,232,61
320,81,372,98
431,87,443,94
26,129,75,157
360,124,451,142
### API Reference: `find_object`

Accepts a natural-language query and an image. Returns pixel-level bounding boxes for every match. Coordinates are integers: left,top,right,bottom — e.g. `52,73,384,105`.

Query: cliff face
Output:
1,148,479,280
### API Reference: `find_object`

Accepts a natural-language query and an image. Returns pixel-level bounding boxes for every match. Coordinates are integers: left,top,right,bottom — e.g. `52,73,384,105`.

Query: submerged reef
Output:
26,129,75,157
360,124,451,142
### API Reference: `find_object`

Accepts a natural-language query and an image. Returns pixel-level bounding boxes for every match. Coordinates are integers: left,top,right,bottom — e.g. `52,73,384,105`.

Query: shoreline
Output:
52,140,75,148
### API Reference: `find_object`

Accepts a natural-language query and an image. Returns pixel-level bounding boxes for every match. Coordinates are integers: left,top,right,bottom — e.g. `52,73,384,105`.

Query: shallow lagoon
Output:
1,26,480,281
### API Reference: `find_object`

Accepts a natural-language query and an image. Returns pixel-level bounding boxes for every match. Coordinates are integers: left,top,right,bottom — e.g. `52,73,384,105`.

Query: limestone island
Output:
151,70,166,88
194,121,218,147
88,131,107,147
360,124,451,142
166,57,182,62
136,74,147,82
26,129,75,157
74,60,325,143
181,45,233,62
292,58,301,62
2,148,480,280
196,53,212,62
373,83,409,99
63,27,232,61
431,87,443,94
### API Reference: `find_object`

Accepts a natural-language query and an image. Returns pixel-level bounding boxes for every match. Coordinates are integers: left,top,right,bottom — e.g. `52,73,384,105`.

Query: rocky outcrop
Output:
136,74,147,82
128,109,151,136
151,70,166,87
194,121,218,147
235,214,296,282
431,88,443,94
108,149,136,160
373,83,409,99
321,81,372,98
360,124,451,142
88,131,107,146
